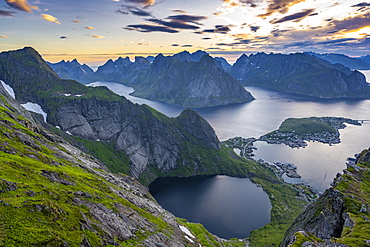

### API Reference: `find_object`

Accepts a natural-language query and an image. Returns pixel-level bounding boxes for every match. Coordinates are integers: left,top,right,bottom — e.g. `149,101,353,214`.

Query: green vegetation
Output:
267,117,336,136
0,100,182,246
333,152,370,246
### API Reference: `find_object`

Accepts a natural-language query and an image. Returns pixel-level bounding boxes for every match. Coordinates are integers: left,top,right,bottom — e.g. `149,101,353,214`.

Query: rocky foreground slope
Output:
281,149,370,246
230,52,370,99
0,80,239,246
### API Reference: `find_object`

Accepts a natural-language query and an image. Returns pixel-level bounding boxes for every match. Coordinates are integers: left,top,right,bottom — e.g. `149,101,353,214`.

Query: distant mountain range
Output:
308,52,370,70
48,50,370,103
230,52,370,99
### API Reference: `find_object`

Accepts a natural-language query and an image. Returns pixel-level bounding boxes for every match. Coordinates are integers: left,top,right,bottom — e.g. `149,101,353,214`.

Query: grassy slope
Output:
266,117,336,136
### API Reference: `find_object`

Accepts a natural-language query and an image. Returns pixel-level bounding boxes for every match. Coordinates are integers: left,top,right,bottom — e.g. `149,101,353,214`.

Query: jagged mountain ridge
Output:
130,54,254,107
47,59,94,83
229,52,370,99
47,50,242,108
0,81,231,246
0,47,228,182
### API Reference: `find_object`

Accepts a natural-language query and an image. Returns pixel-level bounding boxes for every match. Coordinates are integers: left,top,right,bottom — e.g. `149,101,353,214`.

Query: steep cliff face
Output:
230,52,370,98
131,54,254,107
47,59,94,83
0,82,231,246
281,149,370,246
0,47,224,182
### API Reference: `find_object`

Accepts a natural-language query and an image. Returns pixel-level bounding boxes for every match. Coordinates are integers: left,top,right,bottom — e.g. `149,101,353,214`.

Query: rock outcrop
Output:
280,149,370,246
230,52,370,98
131,54,254,107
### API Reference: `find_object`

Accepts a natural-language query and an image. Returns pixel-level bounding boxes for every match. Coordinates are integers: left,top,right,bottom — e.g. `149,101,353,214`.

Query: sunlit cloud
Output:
41,14,61,24
5,0,38,13
270,9,315,24
72,20,81,23
0,35,9,38
124,0,155,7
85,26,95,30
116,5,152,16
91,35,105,39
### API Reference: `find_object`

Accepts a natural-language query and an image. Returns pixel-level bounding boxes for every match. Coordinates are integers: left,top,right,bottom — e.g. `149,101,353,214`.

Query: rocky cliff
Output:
280,149,370,246
230,52,370,99
0,79,234,246
0,47,238,184
47,59,94,83
131,54,254,107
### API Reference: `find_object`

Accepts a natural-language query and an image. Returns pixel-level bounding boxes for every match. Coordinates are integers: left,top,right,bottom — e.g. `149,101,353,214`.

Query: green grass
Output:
269,117,336,135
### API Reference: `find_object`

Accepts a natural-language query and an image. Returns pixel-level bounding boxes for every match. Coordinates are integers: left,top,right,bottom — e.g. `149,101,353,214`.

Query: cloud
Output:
271,9,315,24
181,44,193,47
0,9,15,16
250,26,260,32
172,44,179,46
166,14,208,25
202,25,232,34
85,26,94,30
202,37,212,40
91,35,105,39
351,2,370,7
124,0,155,7
124,24,179,33
41,14,61,24
60,36,67,39
5,0,38,13
116,5,152,16
72,20,81,23
146,18,201,30
331,13,370,32
259,0,306,18
0,35,9,38
173,9,187,13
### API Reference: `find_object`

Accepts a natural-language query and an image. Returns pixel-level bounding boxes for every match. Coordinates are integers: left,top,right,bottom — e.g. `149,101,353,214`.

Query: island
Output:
259,117,361,148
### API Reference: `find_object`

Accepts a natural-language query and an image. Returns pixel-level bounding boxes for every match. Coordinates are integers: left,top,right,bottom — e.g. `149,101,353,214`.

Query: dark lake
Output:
149,175,271,239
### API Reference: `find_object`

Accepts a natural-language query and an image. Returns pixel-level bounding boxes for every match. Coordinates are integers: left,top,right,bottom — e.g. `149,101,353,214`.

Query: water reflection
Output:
149,175,271,239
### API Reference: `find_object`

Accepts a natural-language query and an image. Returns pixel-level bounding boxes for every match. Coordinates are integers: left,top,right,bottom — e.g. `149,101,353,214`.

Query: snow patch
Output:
56,126,61,129
0,80,15,99
179,225,195,239
66,131,73,136
185,236,194,243
21,102,47,122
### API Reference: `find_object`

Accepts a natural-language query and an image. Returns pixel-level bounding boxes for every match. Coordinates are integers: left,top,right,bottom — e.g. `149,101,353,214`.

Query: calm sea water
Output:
87,71,370,237
149,175,271,239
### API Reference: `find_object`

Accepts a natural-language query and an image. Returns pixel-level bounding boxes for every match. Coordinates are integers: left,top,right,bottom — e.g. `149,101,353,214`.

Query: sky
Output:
0,0,369,65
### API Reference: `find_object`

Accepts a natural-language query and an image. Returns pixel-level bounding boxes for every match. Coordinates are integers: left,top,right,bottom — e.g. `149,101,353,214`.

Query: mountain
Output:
47,59,94,83
230,52,370,99
92,56,151,86
214,56,232,72
360,55,370,65
0,78,236,246
0,47,252,184
281,149,370,246
130,54,254,107
309,52,370,70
